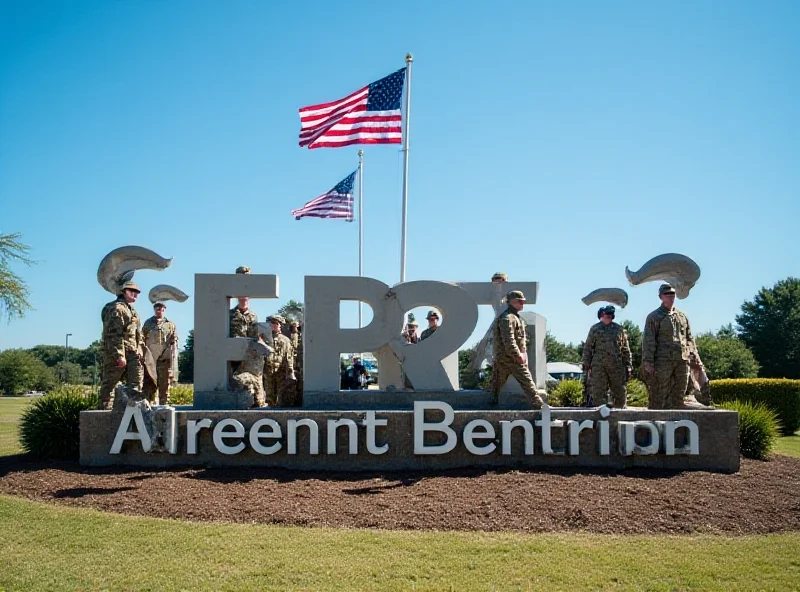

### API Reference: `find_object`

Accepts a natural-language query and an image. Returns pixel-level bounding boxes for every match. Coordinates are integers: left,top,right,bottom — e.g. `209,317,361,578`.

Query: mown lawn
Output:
0,397,799,591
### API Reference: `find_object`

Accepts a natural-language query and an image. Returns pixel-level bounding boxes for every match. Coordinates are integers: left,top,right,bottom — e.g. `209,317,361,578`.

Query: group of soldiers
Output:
98,281,177,409
98,266,704,412
580,282,707,409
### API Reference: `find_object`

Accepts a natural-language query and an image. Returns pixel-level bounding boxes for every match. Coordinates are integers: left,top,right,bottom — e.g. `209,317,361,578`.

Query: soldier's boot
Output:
530,393,544,409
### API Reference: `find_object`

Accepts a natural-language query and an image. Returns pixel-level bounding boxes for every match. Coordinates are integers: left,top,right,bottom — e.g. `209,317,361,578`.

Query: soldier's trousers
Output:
590,363,627,408
264,372,297,407
143,358,172,405
492,357,540,403
98,351,143,410
648,358,690,409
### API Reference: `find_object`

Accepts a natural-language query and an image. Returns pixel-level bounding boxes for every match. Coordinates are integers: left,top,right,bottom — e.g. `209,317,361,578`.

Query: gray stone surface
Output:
80,406,739,472
302,390,534,410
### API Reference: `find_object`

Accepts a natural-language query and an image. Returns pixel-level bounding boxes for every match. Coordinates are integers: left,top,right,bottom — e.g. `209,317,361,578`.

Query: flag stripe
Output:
298,86,368,116
300,94,368,128
307,137,401,149
292,171,357,220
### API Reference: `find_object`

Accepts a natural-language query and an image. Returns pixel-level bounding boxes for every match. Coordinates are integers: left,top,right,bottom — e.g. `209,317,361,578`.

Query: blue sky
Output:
1,0,798,353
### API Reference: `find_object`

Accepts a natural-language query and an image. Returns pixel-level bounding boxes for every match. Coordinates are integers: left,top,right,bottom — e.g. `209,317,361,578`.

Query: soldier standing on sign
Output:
581,305,632,408
491,290,545,408
642,283,699,409
98,281,145,410
263,315,296,406
231,329,274,408
230,266,258,339
142,301,178,405
420,310,440,341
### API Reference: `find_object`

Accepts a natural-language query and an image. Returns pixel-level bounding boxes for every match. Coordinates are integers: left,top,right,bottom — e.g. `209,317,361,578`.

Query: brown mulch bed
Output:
1,455,798,535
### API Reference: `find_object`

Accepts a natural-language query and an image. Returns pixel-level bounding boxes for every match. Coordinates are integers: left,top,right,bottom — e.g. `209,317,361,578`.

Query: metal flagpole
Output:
357,149,364,328
399,53,412,282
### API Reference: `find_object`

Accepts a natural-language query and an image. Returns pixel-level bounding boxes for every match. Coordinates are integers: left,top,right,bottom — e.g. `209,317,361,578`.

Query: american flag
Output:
298,68,406,149
291,171,357,221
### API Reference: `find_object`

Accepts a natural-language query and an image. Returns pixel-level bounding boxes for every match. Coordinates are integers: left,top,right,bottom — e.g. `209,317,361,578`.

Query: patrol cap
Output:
506,290,526,302
153,301,166,309
120,281,140,294
406,313,418,326
426,310,440,320
491,272,508,282
658,283,676,295
601,305,616,317
267,314,285,324
235,266,251,274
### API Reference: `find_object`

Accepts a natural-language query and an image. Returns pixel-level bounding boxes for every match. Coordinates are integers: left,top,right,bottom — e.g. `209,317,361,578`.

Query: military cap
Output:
153,301,167,308
267,314,285,324
406,313,418,326
597,307,604,319
235,266,251,274
426,310,440,320
491,272,508,282
658,283,676,295
506,290,526,302
120,281,140,294
601,305,616,317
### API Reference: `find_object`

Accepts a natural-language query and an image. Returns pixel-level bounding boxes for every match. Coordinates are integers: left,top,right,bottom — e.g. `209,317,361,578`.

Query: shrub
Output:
711,379,800,435
626,378,649,407
19,385,97,460
718,400,781,460
551,379,584,407
169,383,194,406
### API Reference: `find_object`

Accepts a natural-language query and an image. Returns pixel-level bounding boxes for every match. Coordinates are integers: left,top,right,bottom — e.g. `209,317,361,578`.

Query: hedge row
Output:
711,379,800,435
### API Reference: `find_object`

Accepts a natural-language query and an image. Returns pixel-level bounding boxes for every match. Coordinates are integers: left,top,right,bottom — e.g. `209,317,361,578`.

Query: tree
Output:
178,330,194,383
621,320,643,376
695,325,760,380
0,232,35,322
28,344,66,367
0,349,56,395
54,361,84,384
277,300,304,323
545,332,582,364
736,277,800,378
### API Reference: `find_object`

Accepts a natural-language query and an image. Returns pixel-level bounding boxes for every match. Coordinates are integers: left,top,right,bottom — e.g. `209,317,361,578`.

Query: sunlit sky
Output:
1,1,798,353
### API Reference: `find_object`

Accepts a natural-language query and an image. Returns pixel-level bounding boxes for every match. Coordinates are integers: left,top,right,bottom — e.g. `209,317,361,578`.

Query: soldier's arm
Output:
107,307,127,359
581,327,596,368
499,317,522,358
642,314,658,366
684,315,699,357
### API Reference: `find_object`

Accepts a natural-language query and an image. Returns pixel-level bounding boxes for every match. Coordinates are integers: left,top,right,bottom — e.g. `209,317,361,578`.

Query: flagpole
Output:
400,53,413,283
357,149,364,328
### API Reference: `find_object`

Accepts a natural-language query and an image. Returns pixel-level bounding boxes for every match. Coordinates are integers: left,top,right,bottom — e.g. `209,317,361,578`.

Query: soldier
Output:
98,281,145,410
491,272,508,284
230,296,258,339
581,305,632,408
142,302,178,405
491,290,545,408
231,331,273,408
401,313,419,344
642,283,699,409
263,314,296,406
290,320,304,405
419,310,440,341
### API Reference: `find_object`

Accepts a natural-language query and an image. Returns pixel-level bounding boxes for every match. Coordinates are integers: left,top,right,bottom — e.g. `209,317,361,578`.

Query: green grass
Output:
0,396,31,456
0,494,798,591
774,431,800,458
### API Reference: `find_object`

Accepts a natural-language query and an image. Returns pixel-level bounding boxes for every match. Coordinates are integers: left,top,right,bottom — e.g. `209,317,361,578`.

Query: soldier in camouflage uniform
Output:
420,310,440,341
98,281,145,410
231,332,274,408
491,290,545,408
581,305,632,408
263,315,296,407
142,302,178,405
289,320,304,405
642,283,699,409
230,266,258,338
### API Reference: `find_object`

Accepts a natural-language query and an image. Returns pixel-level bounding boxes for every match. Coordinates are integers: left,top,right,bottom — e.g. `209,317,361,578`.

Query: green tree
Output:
0,232,35,322
0,349,56,394
28,344,66,367
736,277,800,378
178,329,194,383
71,340,102,369
277,300,304,323
695,325,760,380
621,320,643,376
545,332,581,363
54,361,84,384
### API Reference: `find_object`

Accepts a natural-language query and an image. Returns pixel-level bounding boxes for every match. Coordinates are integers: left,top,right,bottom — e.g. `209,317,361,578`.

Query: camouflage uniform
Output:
420,325,438,341
231,339,273,407
230,306,258,338
289,322,304,406
264,317,296,407
491,300,544,408
142,315,178,405
581,321,632,407
99,296,144,409
643,304,697,409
